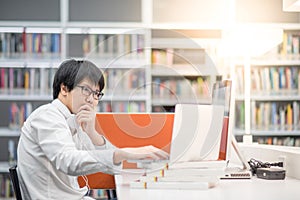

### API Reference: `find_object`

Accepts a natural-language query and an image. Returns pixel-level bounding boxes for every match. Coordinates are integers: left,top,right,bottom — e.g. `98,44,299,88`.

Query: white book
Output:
89,34,97,56
131,34,138,57
143,167,225,179
97,35,105,55
251,100,256,127
25,102,32,118
29,68,35,92
139,174,219,182
264,67,271,92
168,160,227,170
293,101,299,126
39,68,45,93
117,34,125,56
130,175,218,190
106,35,114,56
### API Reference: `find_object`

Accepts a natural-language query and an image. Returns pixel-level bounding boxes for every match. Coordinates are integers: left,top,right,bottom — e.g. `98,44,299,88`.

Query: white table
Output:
114,170,300,200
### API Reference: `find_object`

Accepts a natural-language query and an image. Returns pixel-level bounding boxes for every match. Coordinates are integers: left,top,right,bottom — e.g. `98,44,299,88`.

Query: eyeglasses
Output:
76,85,104,101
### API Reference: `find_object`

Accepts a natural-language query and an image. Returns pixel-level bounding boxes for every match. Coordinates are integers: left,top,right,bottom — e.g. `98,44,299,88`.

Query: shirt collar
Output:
52,99,78,135
51,99,73,120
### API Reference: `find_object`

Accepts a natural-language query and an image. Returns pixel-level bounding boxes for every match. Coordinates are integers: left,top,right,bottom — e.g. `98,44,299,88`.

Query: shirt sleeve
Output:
31,108,121,176
94,135,117,150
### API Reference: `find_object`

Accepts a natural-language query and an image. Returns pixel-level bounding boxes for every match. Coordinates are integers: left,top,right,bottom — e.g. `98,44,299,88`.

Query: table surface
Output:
114,170,300,200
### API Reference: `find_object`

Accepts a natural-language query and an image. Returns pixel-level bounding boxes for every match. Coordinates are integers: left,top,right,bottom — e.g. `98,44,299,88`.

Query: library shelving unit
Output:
0,0,152,198
150,28,222,112
148,0,228,112
65,26,151,112
0,25,61,200
230,0,300,146
234,27,300,147
232,0,300,147
0,24,62,199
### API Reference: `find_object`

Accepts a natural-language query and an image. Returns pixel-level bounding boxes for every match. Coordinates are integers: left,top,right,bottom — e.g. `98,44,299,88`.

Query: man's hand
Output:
113,145,169,165
76,104,105,146
76,104,95,134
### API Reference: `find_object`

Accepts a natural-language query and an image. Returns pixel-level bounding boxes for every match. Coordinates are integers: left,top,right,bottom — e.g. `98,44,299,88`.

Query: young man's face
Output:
65,78,100,114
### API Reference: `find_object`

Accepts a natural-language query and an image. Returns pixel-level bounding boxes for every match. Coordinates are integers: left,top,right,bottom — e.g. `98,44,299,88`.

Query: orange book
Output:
287,103,292,126
24,70,29,89
267,137,273,145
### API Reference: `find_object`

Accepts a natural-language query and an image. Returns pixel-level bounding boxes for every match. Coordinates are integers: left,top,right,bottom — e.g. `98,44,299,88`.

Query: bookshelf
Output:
65,27,150,112
0,28,63,191
150,29,222,112
229,0,300,146
0,0,153,199
0,162,13,199
234,28,300,146
235,62,300,146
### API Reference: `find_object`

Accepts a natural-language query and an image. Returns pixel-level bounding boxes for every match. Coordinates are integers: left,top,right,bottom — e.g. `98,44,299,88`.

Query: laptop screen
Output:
212,80,233,160
169,79,234,164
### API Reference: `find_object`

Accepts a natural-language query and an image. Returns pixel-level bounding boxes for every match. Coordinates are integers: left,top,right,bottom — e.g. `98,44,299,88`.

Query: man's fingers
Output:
146,145,169,159
134,146,169,160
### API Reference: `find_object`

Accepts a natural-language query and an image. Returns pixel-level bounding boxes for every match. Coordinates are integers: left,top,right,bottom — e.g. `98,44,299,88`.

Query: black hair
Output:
52,59,105,99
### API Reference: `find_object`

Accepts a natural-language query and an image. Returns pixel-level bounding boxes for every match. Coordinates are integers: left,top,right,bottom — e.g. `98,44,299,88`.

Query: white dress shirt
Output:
17,99,121,200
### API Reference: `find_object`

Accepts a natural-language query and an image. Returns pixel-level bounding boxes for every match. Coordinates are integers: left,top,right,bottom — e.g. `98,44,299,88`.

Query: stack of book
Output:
130,164,223,190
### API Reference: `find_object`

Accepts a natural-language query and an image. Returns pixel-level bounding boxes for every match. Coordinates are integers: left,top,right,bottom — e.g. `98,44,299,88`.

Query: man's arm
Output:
76,104,105,146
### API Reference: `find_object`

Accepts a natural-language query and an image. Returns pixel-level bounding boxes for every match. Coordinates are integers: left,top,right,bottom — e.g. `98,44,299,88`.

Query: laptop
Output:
133,80,251,178
167,80,234,169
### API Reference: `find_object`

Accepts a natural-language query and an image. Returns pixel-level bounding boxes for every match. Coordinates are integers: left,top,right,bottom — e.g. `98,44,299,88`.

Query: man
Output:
17,59,168,199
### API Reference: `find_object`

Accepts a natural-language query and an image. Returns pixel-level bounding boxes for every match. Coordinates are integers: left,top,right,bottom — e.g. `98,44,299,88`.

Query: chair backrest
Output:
78,113,175,190
9,165,23,200
96,112,174,168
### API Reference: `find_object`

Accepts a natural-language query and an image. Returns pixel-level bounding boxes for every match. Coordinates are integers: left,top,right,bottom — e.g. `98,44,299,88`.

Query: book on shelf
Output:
82,33,145,58
249,101,300,130
0,174,14,198
279,31,300,57
0,67,56,94
0,30,61,58
235,67,244,94
9,102,32,130
173,49,206,65
104,69,146,96
255,136,300,146
151,48,205,66
99,102,145,112
152,48,173,66
293,101,299,127
8,140,17,166
151,77,210,100
235,102,245,129
236,65,300,95
124,34,132,56
269,67,279,91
